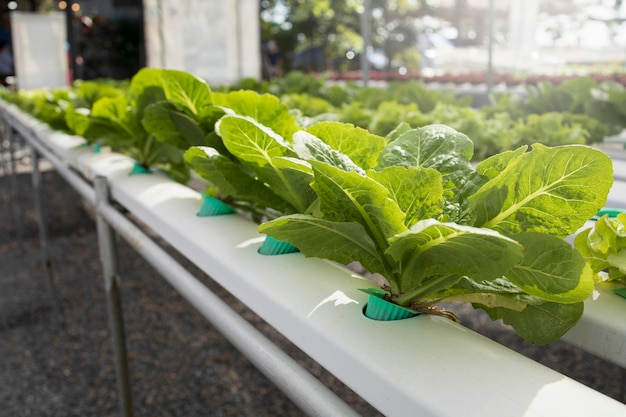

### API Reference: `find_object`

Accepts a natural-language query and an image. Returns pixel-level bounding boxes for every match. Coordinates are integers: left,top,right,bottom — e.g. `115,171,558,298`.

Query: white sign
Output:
143,0,260,86
11,12,69,90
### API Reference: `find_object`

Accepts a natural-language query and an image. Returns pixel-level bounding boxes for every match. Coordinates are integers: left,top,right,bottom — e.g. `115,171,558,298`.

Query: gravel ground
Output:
1,143,625,416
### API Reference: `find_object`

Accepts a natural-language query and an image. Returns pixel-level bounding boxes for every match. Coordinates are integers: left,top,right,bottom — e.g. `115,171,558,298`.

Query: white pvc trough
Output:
2,101,626,417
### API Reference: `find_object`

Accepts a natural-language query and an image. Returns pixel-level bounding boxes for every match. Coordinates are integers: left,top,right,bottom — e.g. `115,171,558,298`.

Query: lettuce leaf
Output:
470,144,613,237
304,121,385,170
574,213,626,282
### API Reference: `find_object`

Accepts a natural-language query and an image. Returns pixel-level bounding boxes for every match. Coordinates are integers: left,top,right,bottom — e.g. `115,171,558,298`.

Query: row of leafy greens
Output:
1,69,614,345
154,69,613,344
3,71,623,163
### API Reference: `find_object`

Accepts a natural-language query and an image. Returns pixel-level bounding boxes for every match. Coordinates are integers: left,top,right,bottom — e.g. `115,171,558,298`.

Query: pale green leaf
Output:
470,144,613,237
142,102,206,149
386,219,523,294
304,121,385,169
507,232,594,303
292,130,364,173
481,301,584,345
160,69,213,115
385,122,412,144
253,156,316,214
184,146,293,214
475,146,527,180
574,214,626,281
259,214,390,277
213,90,299,141
128,67,167,115
86,96,143,145
310,161,407,249
573,228,610,277
216,114,293,167
377,124,474,176
608,250,626,275
368,166,443,228
65,105,91,136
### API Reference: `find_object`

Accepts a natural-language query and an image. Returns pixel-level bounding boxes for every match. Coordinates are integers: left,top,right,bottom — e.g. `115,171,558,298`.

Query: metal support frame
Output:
29,144,64,323
7,125,23,248
0,119,9,177
94,176,134,417
2,110,360,416
94,193,361,417
0,120,10,209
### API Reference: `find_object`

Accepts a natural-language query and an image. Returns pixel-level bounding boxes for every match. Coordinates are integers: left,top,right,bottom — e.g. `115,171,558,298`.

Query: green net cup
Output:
364,292,418,321
258,235,299,256
197,194,235,217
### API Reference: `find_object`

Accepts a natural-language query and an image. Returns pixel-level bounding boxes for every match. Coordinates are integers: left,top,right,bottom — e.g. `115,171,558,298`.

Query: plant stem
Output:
395,274,461,306
142,135,155,165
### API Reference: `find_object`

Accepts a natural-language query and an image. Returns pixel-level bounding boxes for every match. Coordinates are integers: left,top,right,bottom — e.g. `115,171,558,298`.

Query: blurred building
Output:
2,0,261,85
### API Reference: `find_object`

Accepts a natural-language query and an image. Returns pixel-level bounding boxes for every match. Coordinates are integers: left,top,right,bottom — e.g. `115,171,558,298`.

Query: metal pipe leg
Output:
8,127,23,249
30,144,65,324
94,176,133,417
0,121,9,206
0,119,9,178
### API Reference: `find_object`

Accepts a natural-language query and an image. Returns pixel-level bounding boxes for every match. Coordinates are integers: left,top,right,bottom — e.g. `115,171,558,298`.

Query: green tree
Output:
370,0,423,71
261,0,427,73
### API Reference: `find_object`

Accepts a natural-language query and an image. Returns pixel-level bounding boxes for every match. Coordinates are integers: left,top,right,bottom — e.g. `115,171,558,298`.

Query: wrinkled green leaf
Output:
368,166,443,227
377,124,475,223
216,114,293,166
507,232,594,303
160,69,213,115
304,121,385,169
259,214,390,277
292,130,364,173
386,219,523,294
184,146,293,214
311,161,407,248
574,213,626,282
216,115,314,213
213,90,299,141
471,144,613,237
128,68,167,115
377,124,474,177
481,301,584,345
142,101,206,148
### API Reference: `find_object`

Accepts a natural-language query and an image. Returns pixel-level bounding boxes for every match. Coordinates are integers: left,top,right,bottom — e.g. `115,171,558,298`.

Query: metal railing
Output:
0,107,361,417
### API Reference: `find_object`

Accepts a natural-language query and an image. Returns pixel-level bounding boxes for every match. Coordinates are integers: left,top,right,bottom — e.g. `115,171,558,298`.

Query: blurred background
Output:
0,0,625,86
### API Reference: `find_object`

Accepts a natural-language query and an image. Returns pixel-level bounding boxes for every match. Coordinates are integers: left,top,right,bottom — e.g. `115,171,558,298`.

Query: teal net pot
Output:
258,235,299,256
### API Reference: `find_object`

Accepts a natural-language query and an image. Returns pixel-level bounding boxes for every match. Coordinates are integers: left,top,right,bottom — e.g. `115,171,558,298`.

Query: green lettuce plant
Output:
574,213,626,284
259,124,613,345
67,68,190,182
184,117,384,222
